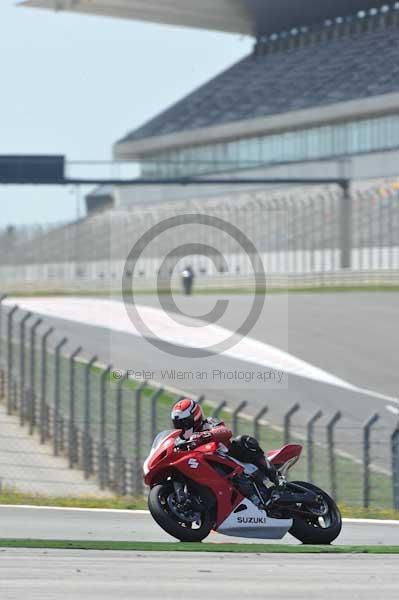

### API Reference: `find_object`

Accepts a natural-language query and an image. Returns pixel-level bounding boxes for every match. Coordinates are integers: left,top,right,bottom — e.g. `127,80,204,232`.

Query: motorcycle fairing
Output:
144,432,301,533
216,498,293,539
143,430,176,477
168,448,246,525
267,444,302,466
144,431,245,525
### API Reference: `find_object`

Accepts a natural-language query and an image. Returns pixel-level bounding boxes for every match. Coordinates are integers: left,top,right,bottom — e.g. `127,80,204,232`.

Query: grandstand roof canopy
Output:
20,0,394,37
114,17,399,156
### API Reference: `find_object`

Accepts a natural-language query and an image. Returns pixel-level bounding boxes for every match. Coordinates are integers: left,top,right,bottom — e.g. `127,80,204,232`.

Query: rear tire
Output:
289,481,342,545
148,482,214,542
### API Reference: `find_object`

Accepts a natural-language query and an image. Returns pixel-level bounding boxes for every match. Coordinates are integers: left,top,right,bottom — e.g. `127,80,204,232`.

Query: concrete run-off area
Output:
0,406,111,497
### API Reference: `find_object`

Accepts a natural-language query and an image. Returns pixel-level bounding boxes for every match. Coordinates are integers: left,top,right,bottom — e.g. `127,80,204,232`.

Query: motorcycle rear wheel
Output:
148,482,214,542
288,481,342,545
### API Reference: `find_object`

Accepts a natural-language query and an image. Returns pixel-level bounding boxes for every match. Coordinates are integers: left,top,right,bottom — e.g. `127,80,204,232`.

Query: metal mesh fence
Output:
1,181,399,291
0,300,398,508
215,408,396,509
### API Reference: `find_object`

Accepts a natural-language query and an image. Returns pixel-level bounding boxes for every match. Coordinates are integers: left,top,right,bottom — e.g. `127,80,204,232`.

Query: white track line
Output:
1,505,398,525
6,297,399,406
343,518,399,525
5,297,351,388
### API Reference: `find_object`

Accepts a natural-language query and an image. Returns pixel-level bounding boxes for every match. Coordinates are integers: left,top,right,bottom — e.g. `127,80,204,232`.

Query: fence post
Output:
29,317,42,434
254,406,268,442
150,387,164,442
212,400,227,419
83,355,97,478
0,369,4,400
59,415,65,452
232,401,247,436
391,425,399,510
40,327,53,443
0,294,8,366
19,311,32,425
363,413,379,508
134,381,147,496
114,374,127,495
11,380,18,412
284,403,300,444
12,335,21,409
68,346,82,466
53,337,68,456
6,305,19,415
99,364,112,489
307,410,323,483
327,411,342,500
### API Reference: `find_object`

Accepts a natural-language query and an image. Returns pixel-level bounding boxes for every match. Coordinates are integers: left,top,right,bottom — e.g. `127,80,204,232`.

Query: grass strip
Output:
0,490,147,510
0,539,399,554
7,285,399,297
339,505,399,520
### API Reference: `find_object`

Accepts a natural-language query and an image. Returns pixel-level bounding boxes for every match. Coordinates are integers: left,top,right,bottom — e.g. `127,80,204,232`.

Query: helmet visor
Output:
172,415,194,431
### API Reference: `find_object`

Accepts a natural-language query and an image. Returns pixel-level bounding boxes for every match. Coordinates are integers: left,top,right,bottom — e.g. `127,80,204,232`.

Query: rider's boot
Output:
254,456,280,487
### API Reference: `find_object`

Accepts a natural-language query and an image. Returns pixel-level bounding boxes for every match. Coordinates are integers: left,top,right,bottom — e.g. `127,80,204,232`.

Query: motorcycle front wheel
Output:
148,481,214,542
288,481,342,545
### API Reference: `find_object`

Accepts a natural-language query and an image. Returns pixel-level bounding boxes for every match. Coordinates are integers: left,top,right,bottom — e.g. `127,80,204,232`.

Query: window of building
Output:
141,114,399,178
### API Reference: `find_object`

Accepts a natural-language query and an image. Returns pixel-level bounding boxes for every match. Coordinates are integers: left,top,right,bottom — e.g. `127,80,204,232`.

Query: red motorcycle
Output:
144,430,342,544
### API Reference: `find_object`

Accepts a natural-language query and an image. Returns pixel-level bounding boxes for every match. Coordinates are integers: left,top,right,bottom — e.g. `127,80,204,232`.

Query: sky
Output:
0,1,252,227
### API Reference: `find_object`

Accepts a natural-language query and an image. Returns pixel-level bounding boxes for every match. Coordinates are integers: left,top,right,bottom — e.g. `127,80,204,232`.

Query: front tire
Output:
148,482,214,542
289,481,342,545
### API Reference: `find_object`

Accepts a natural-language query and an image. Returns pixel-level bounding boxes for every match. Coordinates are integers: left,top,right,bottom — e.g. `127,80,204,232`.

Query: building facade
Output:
23,1,399,209
113,4,399,209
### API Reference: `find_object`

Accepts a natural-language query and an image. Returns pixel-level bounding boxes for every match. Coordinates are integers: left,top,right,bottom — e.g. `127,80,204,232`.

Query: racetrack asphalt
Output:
1,548,399,600
1,507,398,600
1,506,398,546
120,291,399,399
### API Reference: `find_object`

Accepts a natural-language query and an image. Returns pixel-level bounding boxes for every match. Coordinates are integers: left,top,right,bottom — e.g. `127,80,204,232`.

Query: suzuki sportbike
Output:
144,430,342,544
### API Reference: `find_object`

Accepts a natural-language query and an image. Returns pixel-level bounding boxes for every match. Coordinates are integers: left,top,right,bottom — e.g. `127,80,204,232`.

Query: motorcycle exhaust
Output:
271,483,321,507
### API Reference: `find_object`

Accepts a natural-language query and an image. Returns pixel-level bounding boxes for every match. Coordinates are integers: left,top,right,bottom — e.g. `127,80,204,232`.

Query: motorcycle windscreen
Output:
143,430,176,476
150,430,175,452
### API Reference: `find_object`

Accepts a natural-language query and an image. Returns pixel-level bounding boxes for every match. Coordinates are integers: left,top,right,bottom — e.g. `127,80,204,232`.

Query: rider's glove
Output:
188,431,212,448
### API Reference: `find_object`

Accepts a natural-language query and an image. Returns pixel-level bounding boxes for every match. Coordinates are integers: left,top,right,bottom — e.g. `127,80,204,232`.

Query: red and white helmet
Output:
171,398,204,439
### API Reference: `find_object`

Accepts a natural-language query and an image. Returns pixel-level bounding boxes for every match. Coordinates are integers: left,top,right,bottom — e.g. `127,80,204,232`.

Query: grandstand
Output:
10,1,399,289
112,2,399,210
22,2,399,188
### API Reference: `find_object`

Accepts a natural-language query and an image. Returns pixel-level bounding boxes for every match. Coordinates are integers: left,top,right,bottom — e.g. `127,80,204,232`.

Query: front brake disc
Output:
167,494,200,523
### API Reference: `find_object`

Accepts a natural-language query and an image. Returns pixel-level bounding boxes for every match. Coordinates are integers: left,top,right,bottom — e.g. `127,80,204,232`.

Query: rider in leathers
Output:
171,399,279,502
